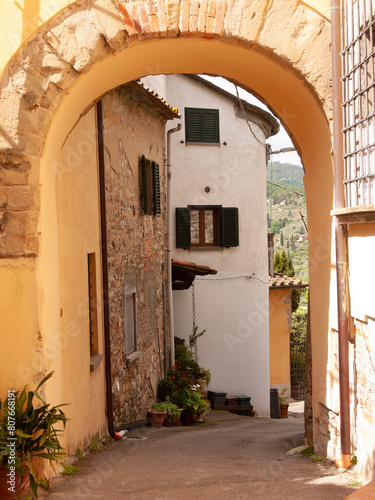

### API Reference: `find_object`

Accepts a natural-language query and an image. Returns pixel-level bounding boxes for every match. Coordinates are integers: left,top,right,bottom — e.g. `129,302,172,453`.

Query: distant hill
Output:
266,161,304,190
266,161,308,297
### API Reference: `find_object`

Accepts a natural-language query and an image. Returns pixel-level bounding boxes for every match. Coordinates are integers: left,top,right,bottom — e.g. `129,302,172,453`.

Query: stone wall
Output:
102,84,170,426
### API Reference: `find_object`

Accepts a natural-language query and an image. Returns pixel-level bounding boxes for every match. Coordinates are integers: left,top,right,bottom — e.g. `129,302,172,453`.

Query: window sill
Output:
331,205,375,224
189,246,223,251
185,142,220,146
90,354,103,372
126,351,141,363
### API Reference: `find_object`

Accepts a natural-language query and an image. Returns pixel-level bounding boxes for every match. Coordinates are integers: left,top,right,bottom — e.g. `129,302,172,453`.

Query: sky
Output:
200,75,303,168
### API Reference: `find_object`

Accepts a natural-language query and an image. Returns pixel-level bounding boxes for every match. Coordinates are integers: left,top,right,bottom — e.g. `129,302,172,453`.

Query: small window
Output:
88,253,98,357
185,108,220,144
141,155,161,215
190,207,219,247
176,206,239,249
124,286,140,362
88,253,103,372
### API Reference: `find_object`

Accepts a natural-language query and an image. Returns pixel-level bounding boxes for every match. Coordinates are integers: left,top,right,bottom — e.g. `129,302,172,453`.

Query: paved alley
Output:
40,403,359,500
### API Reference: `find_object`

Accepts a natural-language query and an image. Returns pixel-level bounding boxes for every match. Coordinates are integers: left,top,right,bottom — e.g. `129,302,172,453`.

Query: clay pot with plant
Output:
0,372,68,498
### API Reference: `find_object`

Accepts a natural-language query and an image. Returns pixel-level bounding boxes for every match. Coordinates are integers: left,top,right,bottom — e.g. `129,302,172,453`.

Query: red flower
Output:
181,375,185,379
177,366,181,369
172,376,176,379
172,365,175,368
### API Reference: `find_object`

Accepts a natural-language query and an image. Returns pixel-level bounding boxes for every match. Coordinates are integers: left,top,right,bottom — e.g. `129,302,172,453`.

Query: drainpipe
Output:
166,123,182,368
97,100,116,439
331,0,351,469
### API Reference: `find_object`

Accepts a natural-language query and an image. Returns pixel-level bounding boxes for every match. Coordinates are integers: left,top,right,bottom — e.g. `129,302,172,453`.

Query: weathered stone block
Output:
5,211,39,236
91,0,129,52
167,0,180,36
6,186,39,212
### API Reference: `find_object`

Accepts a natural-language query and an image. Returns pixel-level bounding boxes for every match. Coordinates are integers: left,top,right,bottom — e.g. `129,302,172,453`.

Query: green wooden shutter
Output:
185,108,202,142
141,155,148,214
220,207,239,247
176,208,191,248
202,109,220,143
152,161,161,215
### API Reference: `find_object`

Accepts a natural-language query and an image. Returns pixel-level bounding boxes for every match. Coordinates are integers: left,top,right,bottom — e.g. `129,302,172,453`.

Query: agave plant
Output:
0,372,68,498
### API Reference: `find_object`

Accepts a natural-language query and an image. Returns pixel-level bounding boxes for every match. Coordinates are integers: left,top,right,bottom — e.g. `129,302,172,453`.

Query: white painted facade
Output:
142,74,278,415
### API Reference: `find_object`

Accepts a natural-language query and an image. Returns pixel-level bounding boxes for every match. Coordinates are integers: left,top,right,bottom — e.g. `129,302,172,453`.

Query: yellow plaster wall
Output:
39,105,107,453
0,259,40,391
269,289,292,392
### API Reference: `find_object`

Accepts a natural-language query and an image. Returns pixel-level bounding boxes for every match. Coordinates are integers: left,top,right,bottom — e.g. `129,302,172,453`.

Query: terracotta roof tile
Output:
269,273,308,289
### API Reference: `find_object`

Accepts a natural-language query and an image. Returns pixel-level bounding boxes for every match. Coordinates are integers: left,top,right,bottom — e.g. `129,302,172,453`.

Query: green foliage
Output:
195,368,211,385
300,447,314,456
351,455,358,465
279,388,289,408
171,389,209,418
274,248,293,276
189,326,206,348
266,161,305,190
0,372,68,498
311,455,326,462
291,312,307,342
157,378,176,402
61,463,80,475
347,479,362,487
36,477,50,490
152,402,180,423
89,441,103,452
271,220,283,234
280,231,284,246
75,448,86,461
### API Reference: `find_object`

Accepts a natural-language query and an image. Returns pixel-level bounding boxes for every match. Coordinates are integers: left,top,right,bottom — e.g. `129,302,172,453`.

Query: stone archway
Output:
0,0,333,449
0,0,332,258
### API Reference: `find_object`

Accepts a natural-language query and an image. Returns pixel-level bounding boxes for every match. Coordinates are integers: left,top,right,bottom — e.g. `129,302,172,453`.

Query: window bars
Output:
341,0,375,208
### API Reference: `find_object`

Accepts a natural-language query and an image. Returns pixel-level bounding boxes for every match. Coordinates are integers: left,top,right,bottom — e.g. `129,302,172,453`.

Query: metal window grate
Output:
88,253,97,357
341,0,375,208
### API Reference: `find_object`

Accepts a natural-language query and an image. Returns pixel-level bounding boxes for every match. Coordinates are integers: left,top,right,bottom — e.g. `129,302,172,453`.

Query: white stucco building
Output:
142,74,279,415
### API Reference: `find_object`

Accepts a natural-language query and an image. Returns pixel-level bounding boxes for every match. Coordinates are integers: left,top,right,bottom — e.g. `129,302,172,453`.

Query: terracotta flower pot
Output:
148,410,166,428
0,464,29,499
172,409,183,427
280,406,289,418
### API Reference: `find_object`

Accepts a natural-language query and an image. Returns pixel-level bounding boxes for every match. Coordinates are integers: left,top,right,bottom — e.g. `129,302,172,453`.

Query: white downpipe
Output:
166,123,182,367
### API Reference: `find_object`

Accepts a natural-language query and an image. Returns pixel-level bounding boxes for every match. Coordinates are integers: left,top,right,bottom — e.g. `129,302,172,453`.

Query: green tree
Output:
271,220,283,234
274,249,300,312
290,311,307,342
280,231,284,246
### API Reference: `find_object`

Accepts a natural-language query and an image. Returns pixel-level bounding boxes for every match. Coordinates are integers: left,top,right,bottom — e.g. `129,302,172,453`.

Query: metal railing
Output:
341,0,375,208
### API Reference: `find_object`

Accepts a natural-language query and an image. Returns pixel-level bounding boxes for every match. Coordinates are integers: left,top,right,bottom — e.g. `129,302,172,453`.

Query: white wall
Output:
143,74,275,415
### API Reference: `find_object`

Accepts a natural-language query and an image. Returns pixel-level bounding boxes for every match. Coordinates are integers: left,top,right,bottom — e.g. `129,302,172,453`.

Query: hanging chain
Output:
191,281,198,362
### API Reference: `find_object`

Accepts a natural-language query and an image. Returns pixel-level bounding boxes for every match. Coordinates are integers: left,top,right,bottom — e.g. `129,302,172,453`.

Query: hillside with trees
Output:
267,161,308,306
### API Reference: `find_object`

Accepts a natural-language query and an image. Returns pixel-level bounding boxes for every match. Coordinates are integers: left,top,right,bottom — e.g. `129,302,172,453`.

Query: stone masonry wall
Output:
102,84,169,426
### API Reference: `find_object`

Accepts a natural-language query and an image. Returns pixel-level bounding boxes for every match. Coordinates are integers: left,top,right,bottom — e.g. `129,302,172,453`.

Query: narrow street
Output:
40,403,359,500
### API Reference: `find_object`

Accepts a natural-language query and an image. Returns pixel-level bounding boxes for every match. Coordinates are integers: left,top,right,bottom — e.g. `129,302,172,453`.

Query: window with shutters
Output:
176,206,239,249
140,155,161,215
185,108,220,144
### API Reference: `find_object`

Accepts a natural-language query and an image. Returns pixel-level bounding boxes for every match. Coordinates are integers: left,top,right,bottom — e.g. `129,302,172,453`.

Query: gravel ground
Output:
38,402,361,500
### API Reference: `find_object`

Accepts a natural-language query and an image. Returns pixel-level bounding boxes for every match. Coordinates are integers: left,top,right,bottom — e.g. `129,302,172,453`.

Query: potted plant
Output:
151,402,180,427
0,372,68,498
172,389,209,425
194,367,211,397
148,403,167,428
279,388,289,418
